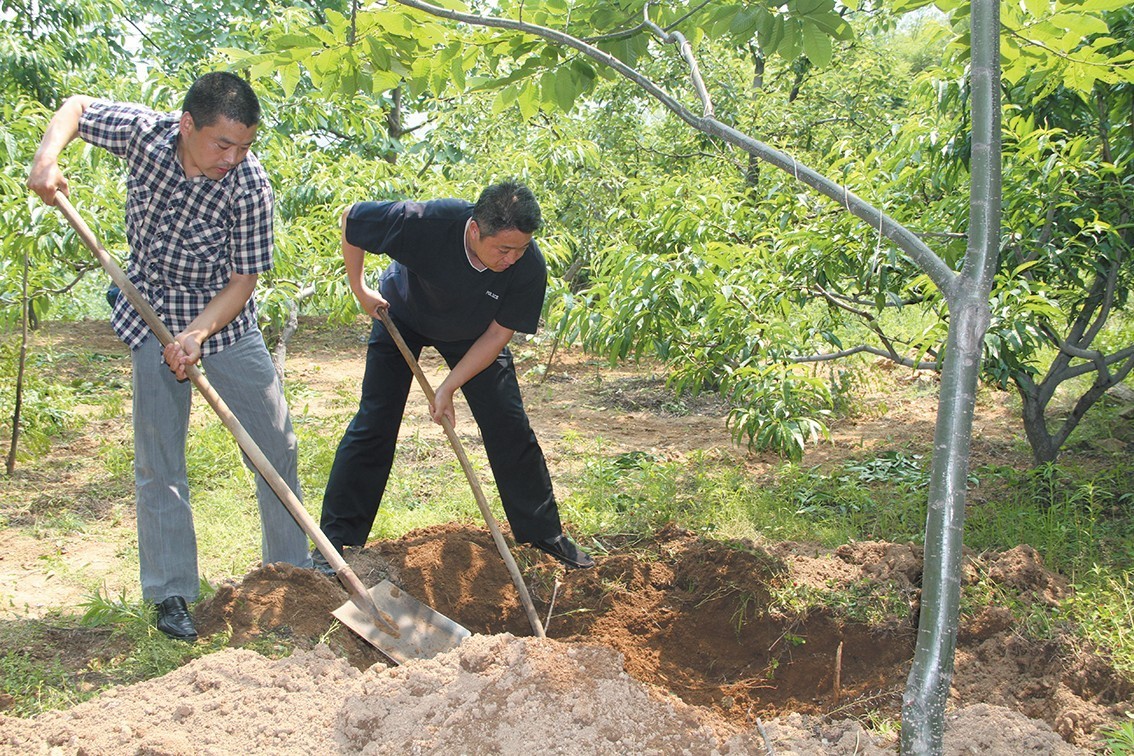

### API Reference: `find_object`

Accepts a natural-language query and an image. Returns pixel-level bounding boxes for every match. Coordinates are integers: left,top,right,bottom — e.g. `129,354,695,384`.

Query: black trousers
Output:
319,314,562,551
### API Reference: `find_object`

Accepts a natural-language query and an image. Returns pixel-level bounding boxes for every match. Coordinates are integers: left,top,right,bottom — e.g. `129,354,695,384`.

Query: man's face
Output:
469,221,532,272
178,112,257,181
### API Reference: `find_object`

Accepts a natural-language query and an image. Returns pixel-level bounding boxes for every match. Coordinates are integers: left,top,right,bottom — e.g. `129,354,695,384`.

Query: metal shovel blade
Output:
333,579,471,664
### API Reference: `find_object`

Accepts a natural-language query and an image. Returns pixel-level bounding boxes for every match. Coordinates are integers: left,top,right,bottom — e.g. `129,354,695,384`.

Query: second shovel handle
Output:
378,309,546,638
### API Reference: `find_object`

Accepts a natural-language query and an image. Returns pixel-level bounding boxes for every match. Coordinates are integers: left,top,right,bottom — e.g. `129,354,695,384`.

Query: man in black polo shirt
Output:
316,181,593,571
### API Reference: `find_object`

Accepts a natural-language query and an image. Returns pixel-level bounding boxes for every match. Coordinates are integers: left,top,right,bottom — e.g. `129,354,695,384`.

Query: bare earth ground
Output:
1,318,1130,754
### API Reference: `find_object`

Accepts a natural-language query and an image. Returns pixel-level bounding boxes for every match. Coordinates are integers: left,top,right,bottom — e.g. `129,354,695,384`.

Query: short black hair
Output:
472,181,542,237
182,72,261,128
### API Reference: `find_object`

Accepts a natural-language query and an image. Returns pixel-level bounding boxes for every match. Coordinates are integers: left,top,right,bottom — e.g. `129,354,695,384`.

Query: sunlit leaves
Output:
703,0,852,65
723,366,832,461
222,5,455,101
231,0,862,133
956,0,1134,98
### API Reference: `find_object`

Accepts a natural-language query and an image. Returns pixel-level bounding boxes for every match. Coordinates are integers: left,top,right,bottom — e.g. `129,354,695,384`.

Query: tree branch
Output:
791,344,940,370
640,4,713,117
810,285,929,364
390,0,958,297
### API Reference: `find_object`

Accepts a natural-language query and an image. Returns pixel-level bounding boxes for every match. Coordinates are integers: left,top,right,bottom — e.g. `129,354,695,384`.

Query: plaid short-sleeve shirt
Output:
79,101,274,356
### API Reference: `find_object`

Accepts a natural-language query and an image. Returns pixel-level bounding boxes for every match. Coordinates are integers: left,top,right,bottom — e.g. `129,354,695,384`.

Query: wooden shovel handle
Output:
378,309,546,638
52,193,400,640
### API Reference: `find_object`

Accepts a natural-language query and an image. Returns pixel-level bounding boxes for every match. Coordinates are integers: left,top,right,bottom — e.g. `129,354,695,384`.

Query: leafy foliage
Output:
4,0,1133,467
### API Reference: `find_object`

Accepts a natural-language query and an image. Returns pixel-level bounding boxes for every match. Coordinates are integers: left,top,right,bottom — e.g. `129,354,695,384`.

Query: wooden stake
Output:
834,639,844,703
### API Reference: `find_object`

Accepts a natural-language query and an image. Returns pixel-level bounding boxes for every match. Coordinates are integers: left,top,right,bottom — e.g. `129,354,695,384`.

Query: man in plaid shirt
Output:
27,72,311,642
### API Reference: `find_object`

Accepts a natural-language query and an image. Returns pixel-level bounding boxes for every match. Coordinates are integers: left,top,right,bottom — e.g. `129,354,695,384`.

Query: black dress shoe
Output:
155,596,198,641
531,534,595,569
310,548,337,578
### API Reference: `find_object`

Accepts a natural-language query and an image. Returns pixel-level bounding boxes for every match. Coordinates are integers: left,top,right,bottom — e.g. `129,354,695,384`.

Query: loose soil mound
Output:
0,634,1083,756
10,521,1101,753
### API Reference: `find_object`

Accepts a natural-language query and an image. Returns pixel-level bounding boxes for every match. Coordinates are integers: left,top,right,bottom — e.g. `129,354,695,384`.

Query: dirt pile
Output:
0,634,1084,755
7,522,1117,753
0,636,766,755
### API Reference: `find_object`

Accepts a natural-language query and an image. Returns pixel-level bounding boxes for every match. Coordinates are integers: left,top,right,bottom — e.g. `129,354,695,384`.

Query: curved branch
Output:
820,289,929,308
1003,26,1134,70
791,344,940,370
30,265,99,299
641,4,713,116
1049,352,1134,451
1043,343,1134,384
585,0,713,44
810,285,926,364
390,0,958,298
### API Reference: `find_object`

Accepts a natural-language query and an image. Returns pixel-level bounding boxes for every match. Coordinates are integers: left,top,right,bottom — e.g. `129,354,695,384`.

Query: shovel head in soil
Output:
334,580,470,664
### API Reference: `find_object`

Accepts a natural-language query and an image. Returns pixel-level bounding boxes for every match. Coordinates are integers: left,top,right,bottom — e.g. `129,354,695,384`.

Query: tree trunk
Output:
269,285,316,382
6,251,30,475
746,48,765,189
1019,386,1060,464
901,2,1001,752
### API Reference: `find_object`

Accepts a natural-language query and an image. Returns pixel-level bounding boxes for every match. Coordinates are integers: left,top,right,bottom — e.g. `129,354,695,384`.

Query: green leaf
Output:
491,83,519,115
571,58,596,81
554,70,577,111
764,15,786,56
729,9,761,40
249,55,280,82
1071,0,1131,10
1047,12,1110,35
801,22,833,67
278,63,301,98
217,47,254,61
371,69,401,94
307,25,339,48
809,11,854,40
517,82,539,120
324,8,349,34
449,53,467,91
363,36,390,70
272,34,324,51
790,0,832,15
779,19,803,61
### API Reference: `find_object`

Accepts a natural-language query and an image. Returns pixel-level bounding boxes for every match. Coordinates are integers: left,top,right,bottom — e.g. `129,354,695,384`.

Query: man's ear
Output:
179,111,195,134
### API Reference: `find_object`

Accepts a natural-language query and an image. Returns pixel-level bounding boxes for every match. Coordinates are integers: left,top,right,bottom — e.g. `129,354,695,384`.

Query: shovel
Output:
51,193,469,665
377,309,546,638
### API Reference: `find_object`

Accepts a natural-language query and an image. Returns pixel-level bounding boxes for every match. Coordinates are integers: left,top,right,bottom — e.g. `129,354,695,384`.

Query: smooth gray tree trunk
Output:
901,2,1001,753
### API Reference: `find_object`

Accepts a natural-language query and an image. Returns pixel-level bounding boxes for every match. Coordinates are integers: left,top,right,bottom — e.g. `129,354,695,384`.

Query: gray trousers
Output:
131,329,310,602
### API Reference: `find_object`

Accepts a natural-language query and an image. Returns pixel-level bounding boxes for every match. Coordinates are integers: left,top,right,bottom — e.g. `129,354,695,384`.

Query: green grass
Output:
1064,567,1134,676
1100,716,1134,755
966,462,1134,573
0,591,223,717
0,637,90,716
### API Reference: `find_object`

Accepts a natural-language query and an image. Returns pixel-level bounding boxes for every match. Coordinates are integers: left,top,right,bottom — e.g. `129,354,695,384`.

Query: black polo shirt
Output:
345,199,546,341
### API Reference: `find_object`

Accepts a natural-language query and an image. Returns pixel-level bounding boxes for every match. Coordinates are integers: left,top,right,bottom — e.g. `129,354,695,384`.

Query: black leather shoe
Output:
310,548,336,578
155,596,197,641
531,534,595,569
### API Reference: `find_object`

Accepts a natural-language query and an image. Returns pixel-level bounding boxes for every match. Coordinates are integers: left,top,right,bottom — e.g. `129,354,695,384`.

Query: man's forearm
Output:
33,96,94,162
27,95,97,203
445,321,514,391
